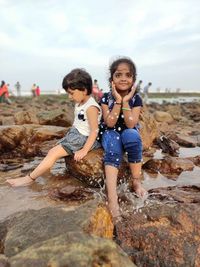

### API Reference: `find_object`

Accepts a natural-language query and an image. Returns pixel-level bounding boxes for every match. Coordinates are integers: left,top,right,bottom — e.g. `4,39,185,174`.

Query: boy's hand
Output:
74,149,88,161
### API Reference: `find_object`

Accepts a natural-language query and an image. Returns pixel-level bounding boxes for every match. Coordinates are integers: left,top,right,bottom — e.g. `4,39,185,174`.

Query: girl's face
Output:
112,63,134,92
67,88,87,103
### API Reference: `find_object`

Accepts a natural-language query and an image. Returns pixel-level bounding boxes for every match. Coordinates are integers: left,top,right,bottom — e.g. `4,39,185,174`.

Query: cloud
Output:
0,0,199,92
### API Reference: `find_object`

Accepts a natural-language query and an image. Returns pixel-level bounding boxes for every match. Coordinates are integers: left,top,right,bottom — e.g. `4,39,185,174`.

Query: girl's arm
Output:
122,102,142,128
101,102,121,128
74,106,99,161
121,86,142,128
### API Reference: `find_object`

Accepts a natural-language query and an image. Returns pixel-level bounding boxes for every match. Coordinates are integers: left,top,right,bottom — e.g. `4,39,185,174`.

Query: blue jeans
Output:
102,129,142,168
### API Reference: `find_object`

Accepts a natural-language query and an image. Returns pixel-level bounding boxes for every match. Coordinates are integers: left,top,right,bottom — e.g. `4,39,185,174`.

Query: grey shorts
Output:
57,127,101,155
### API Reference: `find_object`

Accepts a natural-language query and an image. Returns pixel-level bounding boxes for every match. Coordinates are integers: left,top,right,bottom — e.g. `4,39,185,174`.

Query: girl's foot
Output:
6,175,35,187
108,201,120,220
132,179,147,198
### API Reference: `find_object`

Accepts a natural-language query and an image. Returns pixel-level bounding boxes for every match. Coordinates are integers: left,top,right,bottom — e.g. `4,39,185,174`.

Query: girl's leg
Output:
102,130,123,219
7,145,68,187
105,165,120,219
121,129,147,197
129,162,146,197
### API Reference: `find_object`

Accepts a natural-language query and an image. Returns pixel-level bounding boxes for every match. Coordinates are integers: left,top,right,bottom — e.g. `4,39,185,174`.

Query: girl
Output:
7,68,101,187
99,57,146,219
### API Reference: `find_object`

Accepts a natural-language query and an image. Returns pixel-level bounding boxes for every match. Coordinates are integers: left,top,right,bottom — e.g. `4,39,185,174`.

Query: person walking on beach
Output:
135,80,143,93
15,81,21,96
99,57,146,219
92,79,103,102
7,68,101,187
142,82,152,104
35,85,41,97
31,83,37,97
0,81,11,104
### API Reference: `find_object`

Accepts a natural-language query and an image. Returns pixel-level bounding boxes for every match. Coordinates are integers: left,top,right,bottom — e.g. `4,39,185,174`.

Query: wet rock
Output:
49,185,94,201
156,135,180,156
0,164,23,172
115,185,200,267
0,125,66,156
148,184,200,203
143,156,194,176
65,148,131,187
187,155,200,167
167,132,198,147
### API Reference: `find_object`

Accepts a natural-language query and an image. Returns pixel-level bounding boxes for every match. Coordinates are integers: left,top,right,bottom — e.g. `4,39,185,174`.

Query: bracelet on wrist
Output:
122,107,131,111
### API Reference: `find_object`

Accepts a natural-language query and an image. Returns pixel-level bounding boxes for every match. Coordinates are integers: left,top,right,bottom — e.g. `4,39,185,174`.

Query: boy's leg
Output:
102,130,123,219
121,129,147,197
7,145,68,187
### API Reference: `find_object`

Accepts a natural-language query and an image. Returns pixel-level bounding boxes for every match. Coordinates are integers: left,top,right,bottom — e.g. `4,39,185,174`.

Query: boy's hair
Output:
62,68,92,95
108,57,137,88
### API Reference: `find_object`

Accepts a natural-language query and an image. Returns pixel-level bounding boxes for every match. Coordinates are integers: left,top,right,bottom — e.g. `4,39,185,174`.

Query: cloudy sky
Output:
0,0,200,94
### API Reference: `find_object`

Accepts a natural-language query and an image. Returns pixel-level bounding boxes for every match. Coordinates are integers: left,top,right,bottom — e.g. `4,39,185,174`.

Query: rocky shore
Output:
0,95,200,267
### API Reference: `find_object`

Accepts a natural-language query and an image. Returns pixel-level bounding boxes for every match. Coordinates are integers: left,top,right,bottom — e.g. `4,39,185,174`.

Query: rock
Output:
0,201,136,267
1,200,113,257
139,107,160,150
14,109,73,127
115,185,200,267
156,135,180,156
10,232,136,267
49,185,94,201
0,254,10,267
65,148,131,187
154,111,174,123
143,156,194,176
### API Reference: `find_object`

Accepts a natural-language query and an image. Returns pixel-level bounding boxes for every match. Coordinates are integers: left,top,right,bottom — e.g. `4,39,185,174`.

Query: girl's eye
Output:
126,73,133,78
114,73,121,78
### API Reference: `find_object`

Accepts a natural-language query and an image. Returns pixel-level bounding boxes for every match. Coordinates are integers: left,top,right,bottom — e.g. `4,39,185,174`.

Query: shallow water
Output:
1,147,200,221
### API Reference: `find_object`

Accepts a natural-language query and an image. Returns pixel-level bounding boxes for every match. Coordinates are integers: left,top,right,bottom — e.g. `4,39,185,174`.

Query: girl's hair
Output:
108,57,137,89
62,68,92,95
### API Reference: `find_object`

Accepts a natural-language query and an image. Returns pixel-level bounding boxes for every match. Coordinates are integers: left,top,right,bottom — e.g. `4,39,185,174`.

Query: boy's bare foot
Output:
6,175,35,187
132,179,147,198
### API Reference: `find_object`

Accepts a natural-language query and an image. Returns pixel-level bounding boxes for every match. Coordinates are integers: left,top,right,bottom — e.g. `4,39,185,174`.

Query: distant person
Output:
15,81,21,96
92,79,102,102
135,80,143,93
0,81,11,104
143,82,152,104
35,85,41,96
31,83,37,97
7,68,101,187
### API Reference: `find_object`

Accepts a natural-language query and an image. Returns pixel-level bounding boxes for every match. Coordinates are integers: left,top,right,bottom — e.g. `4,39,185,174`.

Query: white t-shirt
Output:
73,96,101,136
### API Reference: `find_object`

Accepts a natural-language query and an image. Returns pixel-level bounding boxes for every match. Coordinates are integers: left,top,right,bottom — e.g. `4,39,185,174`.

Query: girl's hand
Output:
74,149,88,161
112,82,122,103
123,86,136,103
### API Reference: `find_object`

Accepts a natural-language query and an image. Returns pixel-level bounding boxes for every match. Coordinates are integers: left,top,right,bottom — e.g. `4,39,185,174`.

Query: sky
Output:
0,0,200,94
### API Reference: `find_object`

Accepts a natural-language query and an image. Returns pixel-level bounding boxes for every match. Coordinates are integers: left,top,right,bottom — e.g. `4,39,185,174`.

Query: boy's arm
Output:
74,106,99,161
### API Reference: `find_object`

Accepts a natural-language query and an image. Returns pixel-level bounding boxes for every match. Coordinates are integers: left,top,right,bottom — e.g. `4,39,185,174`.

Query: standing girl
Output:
7,68,101,187
99,57,146,219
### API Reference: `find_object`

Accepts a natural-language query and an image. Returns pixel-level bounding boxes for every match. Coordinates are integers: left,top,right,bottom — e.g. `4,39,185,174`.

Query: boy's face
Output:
67,88,87,103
